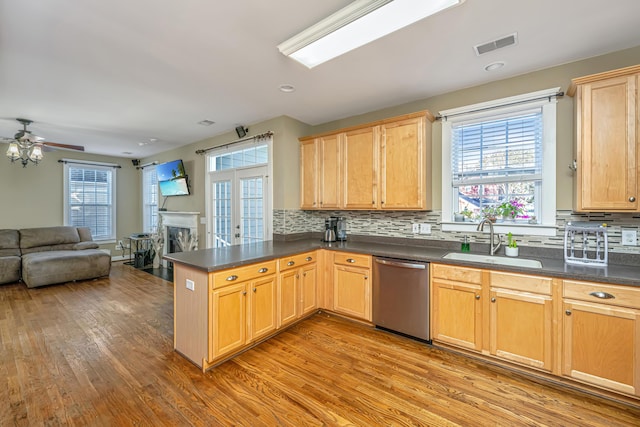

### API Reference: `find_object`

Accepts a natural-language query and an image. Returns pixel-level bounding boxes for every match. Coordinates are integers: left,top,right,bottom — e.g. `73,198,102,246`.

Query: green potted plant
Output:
482,205,500,223
505,232,518,257
499,199,525,221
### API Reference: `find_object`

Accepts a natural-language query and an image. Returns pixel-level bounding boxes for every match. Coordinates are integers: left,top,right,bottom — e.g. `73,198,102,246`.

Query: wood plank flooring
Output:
1,263,639,426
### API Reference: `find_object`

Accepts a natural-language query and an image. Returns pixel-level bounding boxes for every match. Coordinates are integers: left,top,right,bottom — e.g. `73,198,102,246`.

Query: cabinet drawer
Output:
278,251,317,271
432,263,482,285
490,271,552,295
564,279,640,309
211,260,277,289
333,252,371,268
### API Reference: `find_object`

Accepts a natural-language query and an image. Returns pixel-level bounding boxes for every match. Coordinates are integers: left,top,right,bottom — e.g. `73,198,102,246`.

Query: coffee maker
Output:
323,217,337,242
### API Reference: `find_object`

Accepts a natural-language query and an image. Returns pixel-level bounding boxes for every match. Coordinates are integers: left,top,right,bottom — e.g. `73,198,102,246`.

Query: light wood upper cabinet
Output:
343,127,379,209
299,110,432,211
380,115,429,210
318,134,343,209
300,139,318,209
572,65,640,211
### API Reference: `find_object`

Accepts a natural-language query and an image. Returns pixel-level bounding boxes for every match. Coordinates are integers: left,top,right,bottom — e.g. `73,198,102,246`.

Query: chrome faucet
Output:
477,218,502,255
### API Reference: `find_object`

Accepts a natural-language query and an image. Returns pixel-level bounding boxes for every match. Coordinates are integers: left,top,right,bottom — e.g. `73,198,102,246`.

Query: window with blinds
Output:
451,108,542,220
142,166,158,233
64,164,116,241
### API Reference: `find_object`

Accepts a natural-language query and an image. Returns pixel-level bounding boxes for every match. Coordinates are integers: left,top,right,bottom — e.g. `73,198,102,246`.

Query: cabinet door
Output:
576,74,638,211
300,139,318,209
333,265,371,321
489,289,553,371
431,278,482,351
343,127,379,209
563,299,639,396
249,275,277,341
211,283,247,360
278,269,298,328
380,116,427,210
300,264,317,316
318,135,342,209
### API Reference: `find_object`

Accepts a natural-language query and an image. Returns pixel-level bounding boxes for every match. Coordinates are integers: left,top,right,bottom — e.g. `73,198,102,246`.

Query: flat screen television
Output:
156,159,186,181
159,176,190,196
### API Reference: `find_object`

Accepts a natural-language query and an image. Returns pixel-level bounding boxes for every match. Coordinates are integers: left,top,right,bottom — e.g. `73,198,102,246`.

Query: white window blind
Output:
142,166,158,233
452,109,542,217
64,164,116,241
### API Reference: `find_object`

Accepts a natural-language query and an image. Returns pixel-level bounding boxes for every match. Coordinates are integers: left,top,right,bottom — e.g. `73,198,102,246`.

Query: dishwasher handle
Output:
374,257,427,270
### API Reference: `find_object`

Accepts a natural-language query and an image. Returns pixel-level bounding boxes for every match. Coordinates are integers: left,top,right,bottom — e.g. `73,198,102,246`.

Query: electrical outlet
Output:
621,228,638,246
419,223,431,234
186,279,195,291
412,223,420,233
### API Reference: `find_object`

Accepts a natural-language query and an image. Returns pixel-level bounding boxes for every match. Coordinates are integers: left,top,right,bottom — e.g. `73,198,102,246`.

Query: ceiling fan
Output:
1,118,84,167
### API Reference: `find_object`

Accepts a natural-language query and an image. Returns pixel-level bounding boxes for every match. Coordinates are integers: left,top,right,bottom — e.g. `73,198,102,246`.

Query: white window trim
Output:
63,162,117,242
440,88,559,236
142,165,158,233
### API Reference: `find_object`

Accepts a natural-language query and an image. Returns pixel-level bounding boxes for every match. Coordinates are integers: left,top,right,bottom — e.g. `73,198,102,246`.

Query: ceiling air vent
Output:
474,33,518,56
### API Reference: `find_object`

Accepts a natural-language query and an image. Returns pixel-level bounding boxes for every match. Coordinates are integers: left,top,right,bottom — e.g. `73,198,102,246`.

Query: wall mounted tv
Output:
157,159,190,196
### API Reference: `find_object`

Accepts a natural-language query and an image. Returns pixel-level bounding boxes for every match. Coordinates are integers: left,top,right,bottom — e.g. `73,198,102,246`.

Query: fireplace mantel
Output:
159,211,199,267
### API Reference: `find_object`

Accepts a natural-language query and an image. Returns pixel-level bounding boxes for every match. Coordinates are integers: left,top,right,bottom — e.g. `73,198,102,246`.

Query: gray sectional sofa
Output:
0,226,111,288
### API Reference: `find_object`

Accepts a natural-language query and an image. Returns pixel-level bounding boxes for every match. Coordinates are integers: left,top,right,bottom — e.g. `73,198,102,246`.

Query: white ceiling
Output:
1,0,639,159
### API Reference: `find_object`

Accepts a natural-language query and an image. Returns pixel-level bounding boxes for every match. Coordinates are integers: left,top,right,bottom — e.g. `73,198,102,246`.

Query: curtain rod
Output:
58,159,121,168
136,161,158,170
195,131,273,155
436,91,564,121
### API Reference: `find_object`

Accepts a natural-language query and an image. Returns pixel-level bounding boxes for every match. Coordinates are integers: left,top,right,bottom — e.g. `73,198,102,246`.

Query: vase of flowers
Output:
505,232,519,257
498,199,525,221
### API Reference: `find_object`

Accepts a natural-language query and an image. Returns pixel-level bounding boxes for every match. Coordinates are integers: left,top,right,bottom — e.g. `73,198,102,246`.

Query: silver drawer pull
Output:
589,291,615,300
346,258,356,263
226,275,238,281
305,257,313,262
287,261,295,266
258,268,268,273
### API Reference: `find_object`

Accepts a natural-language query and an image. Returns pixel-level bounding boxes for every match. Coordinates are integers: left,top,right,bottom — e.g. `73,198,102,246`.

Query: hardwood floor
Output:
1,263,639,426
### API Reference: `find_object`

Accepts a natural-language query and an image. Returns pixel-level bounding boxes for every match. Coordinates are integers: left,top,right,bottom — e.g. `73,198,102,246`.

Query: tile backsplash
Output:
273,209,640,255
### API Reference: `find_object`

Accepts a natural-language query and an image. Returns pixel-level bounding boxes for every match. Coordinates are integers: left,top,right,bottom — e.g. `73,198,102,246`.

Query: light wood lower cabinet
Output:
431,266,555,371
210,274,277,361
277,251,318,328
332,252,372,321
488,271,554,372
431,264,483,351
562,279,640,396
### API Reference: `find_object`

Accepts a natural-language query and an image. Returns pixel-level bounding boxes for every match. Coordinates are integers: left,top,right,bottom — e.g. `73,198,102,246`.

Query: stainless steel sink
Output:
442,252,543,269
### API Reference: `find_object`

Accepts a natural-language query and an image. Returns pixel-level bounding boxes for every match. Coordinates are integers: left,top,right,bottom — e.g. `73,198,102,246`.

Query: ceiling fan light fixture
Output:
278,0,464,68
29,145,43,162
6,142,20,160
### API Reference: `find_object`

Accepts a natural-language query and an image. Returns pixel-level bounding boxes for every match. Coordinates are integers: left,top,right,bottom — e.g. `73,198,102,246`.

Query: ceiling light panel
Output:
279,0,465,68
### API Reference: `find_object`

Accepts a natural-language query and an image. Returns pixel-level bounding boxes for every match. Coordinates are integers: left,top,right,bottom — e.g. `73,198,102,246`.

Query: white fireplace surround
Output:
159,211,199,265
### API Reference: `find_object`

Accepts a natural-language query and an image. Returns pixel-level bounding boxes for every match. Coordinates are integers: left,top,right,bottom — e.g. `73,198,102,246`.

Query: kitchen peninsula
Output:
166,238,640,403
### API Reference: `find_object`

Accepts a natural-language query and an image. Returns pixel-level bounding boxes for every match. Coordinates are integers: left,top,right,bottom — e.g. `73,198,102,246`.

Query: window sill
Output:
441,221,557,236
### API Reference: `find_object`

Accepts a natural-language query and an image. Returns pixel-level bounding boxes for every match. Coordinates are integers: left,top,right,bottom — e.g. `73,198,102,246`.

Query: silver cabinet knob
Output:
226,275,238,281
491,297,496,303
287,261,295,266
305,257,313,262
629,196,636,202
258,267,268,273
565,310,572,316
346,258,355,263
475,295,480,300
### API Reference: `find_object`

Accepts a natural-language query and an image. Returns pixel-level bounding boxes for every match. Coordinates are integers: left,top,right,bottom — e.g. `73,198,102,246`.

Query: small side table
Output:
125,234,152,268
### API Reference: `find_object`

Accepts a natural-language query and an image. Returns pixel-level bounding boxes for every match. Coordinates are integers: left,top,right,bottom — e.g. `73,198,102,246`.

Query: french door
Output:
208,165,270,247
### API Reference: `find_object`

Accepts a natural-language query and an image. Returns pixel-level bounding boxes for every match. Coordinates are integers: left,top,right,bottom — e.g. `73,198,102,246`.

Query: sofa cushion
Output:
21,249,111,288
0,256,21,285
0,229,20,257
77,227,93,242
73,241,100,250
20,226,81,254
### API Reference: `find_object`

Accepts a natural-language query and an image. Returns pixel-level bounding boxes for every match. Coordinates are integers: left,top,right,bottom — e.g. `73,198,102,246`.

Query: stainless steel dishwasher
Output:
373,257,430,342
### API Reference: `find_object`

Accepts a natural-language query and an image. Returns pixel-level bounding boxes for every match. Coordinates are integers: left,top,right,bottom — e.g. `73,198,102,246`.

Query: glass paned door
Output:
208,166,269,247
238,168,265,244
211,171,233,248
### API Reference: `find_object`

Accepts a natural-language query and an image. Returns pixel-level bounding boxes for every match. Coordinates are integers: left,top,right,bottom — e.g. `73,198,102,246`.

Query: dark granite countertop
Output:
164,239,640,287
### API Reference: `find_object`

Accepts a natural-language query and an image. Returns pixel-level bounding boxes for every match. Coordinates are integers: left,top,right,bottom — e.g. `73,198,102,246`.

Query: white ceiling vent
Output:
474,33,518,56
